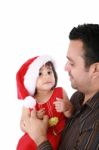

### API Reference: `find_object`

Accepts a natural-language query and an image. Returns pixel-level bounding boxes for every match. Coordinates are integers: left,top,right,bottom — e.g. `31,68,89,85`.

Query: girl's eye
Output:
39,72,42,76
47,71,52,75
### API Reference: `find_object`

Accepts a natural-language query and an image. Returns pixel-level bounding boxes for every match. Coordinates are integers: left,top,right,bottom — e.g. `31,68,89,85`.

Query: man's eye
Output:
68,61,74,66
70,63,74,66
39,72,42,76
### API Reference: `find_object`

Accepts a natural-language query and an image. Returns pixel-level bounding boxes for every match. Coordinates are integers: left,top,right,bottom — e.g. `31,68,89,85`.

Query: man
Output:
22,24,99,149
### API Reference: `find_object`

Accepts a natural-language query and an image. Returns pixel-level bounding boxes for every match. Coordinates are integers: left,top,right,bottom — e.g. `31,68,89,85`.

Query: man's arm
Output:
37,141,53,150
21,108,53,149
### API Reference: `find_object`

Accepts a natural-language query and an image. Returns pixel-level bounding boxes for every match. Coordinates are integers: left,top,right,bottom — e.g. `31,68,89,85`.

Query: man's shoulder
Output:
70,91,84,107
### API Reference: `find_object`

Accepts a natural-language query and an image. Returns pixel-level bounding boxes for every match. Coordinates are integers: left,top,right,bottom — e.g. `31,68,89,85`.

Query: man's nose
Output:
64,62,71,72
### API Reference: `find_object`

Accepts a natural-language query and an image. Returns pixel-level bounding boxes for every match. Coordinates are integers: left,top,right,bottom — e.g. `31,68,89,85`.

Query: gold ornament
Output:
48,117,59,127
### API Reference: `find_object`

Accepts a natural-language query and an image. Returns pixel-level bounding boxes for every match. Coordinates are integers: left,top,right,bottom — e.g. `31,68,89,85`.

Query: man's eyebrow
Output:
66,56,73,61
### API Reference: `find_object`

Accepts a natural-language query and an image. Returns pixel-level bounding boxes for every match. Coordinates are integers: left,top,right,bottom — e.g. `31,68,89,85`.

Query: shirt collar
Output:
78,91,99,109
85,92,99,109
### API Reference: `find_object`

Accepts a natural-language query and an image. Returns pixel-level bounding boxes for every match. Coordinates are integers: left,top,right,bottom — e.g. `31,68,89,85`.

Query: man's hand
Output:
21,107,49,146
37,108,46,119
20,106,31,132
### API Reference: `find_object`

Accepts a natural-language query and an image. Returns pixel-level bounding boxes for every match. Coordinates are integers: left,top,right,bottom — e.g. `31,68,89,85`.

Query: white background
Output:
0,0,98,149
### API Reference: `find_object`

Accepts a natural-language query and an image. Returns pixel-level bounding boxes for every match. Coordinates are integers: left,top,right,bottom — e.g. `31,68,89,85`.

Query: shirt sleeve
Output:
37,140,53,150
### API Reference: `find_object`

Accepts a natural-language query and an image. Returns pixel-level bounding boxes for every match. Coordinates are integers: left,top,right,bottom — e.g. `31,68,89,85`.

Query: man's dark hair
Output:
69,24,99,67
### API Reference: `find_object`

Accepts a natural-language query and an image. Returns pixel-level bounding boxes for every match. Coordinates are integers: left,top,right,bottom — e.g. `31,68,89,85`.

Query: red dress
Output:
17,87,68,150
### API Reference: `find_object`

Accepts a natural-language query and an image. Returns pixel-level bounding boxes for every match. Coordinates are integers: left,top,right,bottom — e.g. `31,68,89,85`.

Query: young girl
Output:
16,55,74,150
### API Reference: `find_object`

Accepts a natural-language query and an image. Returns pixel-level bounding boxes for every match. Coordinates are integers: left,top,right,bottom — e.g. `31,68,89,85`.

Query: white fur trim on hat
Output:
23,96,36,109
24,55,55,96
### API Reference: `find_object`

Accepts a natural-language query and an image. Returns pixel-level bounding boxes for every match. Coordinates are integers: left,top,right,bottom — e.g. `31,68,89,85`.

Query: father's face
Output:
64,40,91,92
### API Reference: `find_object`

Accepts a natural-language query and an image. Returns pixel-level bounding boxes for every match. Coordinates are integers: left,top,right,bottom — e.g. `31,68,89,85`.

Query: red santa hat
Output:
16,55,55,108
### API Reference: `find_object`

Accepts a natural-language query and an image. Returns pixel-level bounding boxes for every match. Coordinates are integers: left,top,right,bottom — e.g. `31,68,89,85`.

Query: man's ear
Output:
90,63,99,79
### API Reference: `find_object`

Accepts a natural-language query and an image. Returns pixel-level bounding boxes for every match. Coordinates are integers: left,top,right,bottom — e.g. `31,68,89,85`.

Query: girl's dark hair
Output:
69,24,99,67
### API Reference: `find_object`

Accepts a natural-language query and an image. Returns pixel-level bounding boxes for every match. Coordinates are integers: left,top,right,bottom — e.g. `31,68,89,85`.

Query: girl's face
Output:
36,64,55,92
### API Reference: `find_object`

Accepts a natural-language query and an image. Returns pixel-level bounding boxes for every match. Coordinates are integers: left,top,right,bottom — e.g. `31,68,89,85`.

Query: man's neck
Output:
83,90,98,104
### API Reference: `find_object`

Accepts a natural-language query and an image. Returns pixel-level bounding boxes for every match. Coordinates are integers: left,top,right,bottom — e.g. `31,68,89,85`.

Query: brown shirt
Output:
38,91,99,150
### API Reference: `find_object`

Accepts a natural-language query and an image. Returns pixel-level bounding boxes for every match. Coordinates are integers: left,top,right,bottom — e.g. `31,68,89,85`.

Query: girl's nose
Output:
43,73,49,79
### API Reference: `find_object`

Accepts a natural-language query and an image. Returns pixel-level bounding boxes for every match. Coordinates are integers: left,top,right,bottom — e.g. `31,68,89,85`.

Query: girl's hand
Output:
54,97,74,118
54,98,67,112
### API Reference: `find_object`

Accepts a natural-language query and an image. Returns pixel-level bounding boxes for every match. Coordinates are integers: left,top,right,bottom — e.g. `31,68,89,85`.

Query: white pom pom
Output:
23,96,36,109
